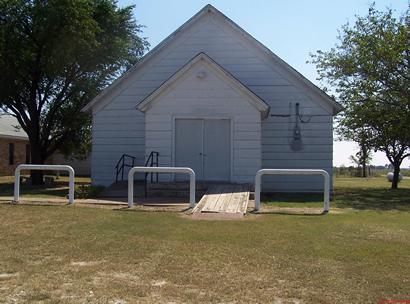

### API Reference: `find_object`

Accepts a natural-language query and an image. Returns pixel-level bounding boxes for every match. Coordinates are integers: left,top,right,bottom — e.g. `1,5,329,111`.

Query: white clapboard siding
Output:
91,110,145,186
144,61,262,183
90,9,334,191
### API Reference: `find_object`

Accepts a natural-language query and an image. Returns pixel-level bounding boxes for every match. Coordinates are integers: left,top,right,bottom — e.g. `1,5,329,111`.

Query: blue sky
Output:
118,0,409,167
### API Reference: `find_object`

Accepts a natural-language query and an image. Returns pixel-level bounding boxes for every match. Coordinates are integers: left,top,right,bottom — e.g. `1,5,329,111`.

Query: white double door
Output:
175,119,231,181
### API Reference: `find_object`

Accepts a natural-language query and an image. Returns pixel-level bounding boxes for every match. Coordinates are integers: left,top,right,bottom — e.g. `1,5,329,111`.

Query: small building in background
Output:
0,114,90,176
47,153,91,176
0,115,30,175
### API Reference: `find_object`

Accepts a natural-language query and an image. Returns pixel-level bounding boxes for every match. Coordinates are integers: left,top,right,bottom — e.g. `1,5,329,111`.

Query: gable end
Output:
136,52,270,118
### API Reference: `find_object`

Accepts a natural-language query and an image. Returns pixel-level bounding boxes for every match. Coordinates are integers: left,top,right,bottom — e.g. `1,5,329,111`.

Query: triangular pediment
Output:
136,52,270,118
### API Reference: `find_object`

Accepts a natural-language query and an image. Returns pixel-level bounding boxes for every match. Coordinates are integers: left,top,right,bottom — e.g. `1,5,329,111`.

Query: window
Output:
8,143,14,165
26,144,30,164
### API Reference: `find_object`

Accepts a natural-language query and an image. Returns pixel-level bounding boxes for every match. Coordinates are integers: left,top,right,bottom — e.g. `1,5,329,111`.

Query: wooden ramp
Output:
192,184,250,218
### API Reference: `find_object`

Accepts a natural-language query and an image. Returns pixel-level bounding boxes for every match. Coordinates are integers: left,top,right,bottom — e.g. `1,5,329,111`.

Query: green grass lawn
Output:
2,174,409,211
0,205,409,303
263,176,410,211
0,175,94,199
0,177,409,303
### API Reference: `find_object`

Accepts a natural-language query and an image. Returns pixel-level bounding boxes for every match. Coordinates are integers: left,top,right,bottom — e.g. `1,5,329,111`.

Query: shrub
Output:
75,185,105,199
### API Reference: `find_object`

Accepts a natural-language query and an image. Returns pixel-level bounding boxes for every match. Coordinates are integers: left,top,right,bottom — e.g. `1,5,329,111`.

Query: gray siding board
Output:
265,117,332,123
263,145,332,153
261,137,333,145
262,130,332,138
262,152,332,159
262,160,332,168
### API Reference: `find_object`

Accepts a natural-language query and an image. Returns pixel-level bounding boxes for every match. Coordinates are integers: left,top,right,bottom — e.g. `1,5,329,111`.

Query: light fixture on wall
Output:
196,70,206,79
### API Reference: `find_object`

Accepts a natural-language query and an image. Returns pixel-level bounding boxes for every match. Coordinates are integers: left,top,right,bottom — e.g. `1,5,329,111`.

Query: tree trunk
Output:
29,140,44,185
361,145,367,178
391,163,400,189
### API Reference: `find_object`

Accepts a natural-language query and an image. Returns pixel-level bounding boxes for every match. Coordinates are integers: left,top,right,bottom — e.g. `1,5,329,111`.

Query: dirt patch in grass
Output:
257,205,347,215
0,272,19,279
71,261,104,267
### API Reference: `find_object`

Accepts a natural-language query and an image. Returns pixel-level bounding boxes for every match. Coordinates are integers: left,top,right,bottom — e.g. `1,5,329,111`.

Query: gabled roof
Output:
82,5,212,113
0,114,28,140
82,4,342,114
136,52,270,117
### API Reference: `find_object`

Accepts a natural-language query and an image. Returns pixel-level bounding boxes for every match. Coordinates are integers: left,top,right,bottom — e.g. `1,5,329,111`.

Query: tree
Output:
309,4,410,189
349,144,372,177
0,0,148,184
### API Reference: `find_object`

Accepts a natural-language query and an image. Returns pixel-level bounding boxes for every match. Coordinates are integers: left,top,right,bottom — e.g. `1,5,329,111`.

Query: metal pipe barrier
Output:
128,166,196,208
14,164,75,204
254,169,330,213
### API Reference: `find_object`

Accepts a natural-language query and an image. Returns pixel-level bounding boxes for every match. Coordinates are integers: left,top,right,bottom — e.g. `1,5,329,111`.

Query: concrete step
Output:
146,182,207,198
249,192,255,200
100,180,144,198
146,189,207,198
100,181,207,198
147,182,208,191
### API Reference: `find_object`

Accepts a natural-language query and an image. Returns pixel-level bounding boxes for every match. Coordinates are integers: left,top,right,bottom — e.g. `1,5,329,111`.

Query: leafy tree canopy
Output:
310,4,410,188
0,0,148,183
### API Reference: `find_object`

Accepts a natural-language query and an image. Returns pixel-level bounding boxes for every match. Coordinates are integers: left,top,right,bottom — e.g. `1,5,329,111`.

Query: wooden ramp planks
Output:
193,184,250,216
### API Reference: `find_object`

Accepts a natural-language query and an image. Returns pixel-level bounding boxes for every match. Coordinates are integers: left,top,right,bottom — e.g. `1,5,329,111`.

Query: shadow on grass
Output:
263,188,410,211
250,209,327,216
0,179,98,198
333,187,410,211
0,182,70,197
2,201,70,207
261,193,323,203
112,204,190,213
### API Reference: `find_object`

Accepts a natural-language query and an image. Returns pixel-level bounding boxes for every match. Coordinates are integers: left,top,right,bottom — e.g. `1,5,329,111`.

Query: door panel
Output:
175,119,203,180
203,120,231,181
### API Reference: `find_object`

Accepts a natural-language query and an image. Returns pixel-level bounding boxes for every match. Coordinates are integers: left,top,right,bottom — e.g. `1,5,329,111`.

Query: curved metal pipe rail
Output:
254,169,330,213
14,164,75,204
128,166,196,208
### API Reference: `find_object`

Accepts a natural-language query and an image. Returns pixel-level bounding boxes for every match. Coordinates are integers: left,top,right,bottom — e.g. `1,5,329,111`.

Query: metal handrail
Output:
115,154,136,182
114,152,159,191
143,151,159,197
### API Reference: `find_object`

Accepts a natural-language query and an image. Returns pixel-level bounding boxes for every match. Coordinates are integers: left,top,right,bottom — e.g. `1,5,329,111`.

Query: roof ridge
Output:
82,4,342,114
82,5,213,112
